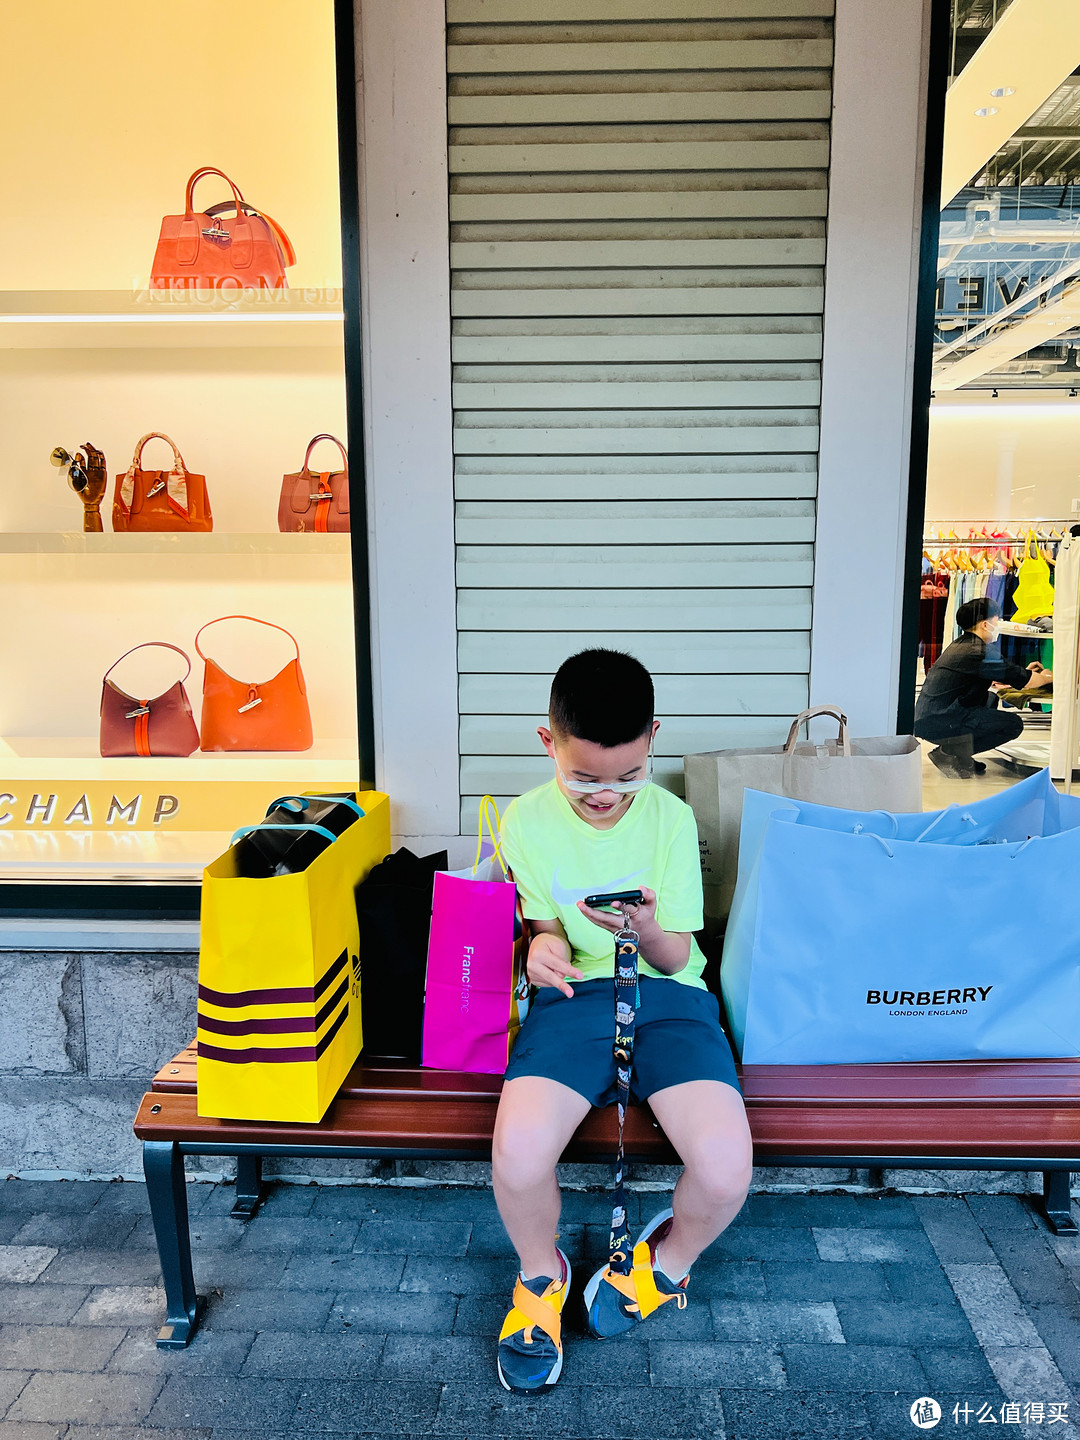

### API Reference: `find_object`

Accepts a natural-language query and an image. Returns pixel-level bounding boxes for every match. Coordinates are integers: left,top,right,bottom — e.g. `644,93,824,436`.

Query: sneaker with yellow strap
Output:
583,1209,688,1339
496,1247,571,1393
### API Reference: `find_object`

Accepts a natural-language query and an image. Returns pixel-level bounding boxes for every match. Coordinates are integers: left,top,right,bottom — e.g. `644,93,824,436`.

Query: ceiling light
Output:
990,87,1015,98
974,107,999,117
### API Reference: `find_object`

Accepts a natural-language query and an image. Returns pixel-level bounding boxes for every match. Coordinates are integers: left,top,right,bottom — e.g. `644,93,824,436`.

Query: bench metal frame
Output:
142,1136,1077,1350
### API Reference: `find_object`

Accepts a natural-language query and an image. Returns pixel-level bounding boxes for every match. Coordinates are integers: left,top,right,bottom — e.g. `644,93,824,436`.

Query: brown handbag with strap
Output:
150,166,295,293
112,433,213,533
195,616,313,752
278,434,350,534
99,643,201,757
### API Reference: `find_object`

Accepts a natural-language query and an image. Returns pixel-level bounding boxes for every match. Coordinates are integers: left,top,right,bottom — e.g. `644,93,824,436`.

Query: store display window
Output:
0,1,363,899
909,0,1080,803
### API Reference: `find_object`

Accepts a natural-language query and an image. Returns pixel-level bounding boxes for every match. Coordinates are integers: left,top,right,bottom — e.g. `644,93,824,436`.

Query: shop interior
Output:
0,1,359,887
917,0,1080,804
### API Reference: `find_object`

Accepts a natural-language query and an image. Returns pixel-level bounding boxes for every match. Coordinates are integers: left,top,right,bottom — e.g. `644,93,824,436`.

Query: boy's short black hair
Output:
549,649,654,747
957,596,1002,631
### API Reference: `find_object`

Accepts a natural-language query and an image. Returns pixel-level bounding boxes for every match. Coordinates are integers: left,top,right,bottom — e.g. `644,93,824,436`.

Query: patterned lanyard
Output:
608,914,641,1275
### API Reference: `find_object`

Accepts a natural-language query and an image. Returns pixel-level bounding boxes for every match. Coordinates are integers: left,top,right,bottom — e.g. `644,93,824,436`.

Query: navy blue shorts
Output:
504,976,741,1108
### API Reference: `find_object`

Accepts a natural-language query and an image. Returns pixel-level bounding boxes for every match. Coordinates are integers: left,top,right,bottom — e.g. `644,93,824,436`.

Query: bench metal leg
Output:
1042,1170,1078,1236
143,1140,206,1349
230,1154,265,1221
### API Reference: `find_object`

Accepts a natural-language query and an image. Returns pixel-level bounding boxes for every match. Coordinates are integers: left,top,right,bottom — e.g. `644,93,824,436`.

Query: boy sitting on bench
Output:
493,648,752,1393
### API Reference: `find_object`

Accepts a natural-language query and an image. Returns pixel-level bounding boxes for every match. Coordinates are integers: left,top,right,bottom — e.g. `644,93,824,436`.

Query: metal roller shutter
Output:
449,0,833,830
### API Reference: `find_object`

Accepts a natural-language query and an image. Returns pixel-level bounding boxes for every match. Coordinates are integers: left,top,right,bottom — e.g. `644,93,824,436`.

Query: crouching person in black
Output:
915,596,1051,779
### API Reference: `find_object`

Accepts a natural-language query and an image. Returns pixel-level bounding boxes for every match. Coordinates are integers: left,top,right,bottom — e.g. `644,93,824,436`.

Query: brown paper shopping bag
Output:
684,706,921,932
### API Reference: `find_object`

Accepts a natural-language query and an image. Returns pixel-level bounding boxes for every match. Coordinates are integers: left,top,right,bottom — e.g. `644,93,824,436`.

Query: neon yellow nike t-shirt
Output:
499,779,707,989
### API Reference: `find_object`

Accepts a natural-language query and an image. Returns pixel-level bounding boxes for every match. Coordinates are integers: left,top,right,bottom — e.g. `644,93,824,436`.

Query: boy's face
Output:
537,721,660,826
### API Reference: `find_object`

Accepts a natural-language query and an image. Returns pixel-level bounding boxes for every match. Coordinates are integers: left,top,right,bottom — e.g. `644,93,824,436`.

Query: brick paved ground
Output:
0,1178,1078,1439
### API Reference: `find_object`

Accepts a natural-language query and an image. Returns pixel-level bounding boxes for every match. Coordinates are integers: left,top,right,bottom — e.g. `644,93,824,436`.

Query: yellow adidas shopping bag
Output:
197,791,390,1123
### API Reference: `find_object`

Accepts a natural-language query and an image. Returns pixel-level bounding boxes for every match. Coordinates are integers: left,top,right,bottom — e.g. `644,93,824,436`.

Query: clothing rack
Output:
922,538,1061,548
925,519,1075,526
924,524,1071,549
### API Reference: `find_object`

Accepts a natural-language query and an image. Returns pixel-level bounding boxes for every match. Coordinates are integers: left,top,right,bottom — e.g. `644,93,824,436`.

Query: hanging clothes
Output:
986,561,1007,614
1050,534,1079,781
919,569,950,670
943,568,962,646
1002,568,1020,620
1012,532,1056,624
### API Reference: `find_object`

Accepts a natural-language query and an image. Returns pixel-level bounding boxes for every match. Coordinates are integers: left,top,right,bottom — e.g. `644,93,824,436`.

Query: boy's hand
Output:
527,931,583,998
577,886,658,936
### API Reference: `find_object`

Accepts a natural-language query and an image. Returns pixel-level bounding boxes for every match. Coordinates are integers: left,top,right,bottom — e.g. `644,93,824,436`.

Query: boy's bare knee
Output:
686,1148,753,1210
492,1123,561,1188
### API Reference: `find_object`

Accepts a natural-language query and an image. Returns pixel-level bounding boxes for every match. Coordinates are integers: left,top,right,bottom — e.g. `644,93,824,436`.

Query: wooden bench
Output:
134,1043,1080,1349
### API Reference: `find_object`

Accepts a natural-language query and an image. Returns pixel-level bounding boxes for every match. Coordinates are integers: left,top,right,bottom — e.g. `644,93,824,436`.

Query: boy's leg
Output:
492,1074,592,1278
645,1079,754,1279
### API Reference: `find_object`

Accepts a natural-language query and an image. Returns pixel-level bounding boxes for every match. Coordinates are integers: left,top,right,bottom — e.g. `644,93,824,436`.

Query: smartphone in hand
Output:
583,889,644,909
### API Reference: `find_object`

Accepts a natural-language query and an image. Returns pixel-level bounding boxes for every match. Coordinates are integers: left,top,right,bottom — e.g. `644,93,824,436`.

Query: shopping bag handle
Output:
264,794,365,821
913,805,977,843
474,794,508,876
851,810,901,838
230,822,340,847
784,705,851,757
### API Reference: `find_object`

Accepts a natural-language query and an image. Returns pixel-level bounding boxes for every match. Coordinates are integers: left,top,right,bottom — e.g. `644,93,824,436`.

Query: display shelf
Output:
996,736,1052,771
0,533,351,555
0,738,362,878
998,622,1053,638
0,829,234,882
0,736,360,781
0,291,344,351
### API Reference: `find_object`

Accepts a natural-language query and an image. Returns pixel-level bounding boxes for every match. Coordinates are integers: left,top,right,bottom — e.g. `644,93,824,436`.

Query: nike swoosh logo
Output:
550,866,647,907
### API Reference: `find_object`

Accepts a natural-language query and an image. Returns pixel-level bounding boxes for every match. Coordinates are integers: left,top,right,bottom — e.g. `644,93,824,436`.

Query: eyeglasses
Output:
554,748,653,795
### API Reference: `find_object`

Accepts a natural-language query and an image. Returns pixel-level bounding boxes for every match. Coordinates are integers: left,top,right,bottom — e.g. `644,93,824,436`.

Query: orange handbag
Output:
195,616,313,752
112,433,213,533
278,434,350,534
150,167,295,293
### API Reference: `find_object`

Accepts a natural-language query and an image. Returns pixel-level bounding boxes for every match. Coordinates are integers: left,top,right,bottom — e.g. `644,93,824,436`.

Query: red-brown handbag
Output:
112,433,213,533
150,167,295,293
195,616,313,752
278,435,350,534
100,643,200,757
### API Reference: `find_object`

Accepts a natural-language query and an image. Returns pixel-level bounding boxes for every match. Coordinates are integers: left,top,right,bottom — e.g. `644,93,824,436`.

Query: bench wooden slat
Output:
134,1085,1080,1162
152,1046,1080,1107
134,1090,678,1160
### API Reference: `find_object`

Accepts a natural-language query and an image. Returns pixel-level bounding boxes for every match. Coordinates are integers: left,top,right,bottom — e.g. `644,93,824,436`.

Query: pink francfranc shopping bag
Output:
421,797,529,1074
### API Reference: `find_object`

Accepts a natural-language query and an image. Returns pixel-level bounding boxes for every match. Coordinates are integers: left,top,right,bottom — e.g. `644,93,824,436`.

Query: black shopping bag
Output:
232,794,366,878
355,846,447,1061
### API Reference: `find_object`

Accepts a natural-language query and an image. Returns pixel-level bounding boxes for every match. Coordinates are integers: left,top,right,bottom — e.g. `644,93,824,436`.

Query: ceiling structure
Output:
933,0,1080,391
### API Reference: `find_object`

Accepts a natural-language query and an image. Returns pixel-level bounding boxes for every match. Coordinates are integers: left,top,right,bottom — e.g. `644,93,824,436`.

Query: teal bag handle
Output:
230,821,340,847
266,796,308,816
264,794,366,820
